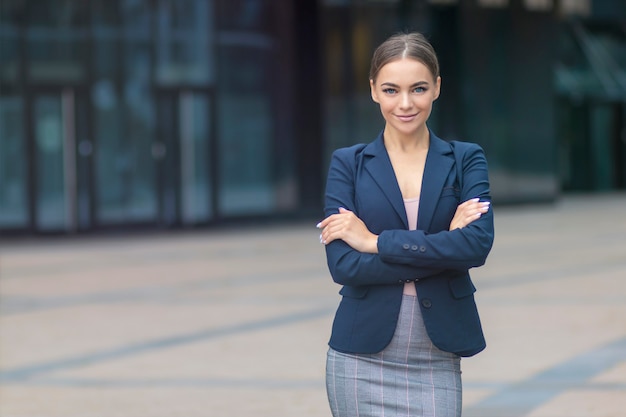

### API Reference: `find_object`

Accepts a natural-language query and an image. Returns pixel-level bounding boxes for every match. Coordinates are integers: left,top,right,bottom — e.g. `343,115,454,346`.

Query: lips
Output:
395,113,417,122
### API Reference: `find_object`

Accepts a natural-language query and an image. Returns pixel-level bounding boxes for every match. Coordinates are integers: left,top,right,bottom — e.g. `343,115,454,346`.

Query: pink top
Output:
403,197,419,296
404,197,419,231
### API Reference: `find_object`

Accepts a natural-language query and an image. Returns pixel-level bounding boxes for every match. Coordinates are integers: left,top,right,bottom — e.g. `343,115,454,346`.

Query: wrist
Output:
369,234,379,254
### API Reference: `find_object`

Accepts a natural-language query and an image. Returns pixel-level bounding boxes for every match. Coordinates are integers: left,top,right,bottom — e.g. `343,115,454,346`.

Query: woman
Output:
317,32,494,417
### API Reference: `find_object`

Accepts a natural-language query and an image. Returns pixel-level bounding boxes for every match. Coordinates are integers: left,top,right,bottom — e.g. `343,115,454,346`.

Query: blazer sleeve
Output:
324,146,443,286
376,143,494,270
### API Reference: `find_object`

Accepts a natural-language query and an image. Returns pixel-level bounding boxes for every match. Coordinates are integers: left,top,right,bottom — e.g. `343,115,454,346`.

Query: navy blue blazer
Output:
324,130,494,357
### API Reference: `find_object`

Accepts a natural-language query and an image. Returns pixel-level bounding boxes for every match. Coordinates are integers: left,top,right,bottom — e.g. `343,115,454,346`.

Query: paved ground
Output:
1,193,625,417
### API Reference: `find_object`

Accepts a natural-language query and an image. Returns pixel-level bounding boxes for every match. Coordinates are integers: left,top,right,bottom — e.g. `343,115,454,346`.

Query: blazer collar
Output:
419,132,454,231
363,129,454,231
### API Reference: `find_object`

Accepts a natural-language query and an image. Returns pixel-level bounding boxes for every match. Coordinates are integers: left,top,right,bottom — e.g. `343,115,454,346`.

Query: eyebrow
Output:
380,81,430,87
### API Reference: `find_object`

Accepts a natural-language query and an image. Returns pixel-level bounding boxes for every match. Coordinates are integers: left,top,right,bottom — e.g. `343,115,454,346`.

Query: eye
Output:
382,88,397,95
413,86,427,93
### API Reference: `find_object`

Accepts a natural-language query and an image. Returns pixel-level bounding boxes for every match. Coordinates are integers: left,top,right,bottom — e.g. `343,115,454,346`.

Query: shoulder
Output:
450,139,484,153
328,143,368,172
331,143,368,160
331,131,383,160
429,130,483,156
449,139,487,162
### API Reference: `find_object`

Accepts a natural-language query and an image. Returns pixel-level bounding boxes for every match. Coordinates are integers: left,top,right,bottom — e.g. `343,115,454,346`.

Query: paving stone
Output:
1,193,625,417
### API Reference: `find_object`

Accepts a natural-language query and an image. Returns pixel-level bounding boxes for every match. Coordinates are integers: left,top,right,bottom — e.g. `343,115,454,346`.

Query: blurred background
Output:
1,0,625,235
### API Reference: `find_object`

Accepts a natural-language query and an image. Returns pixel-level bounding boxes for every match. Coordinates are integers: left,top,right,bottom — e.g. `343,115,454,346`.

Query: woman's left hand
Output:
317,208,378,253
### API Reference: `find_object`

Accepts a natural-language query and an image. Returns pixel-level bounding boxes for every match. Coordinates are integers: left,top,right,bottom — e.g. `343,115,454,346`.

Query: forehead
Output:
376,58,435,83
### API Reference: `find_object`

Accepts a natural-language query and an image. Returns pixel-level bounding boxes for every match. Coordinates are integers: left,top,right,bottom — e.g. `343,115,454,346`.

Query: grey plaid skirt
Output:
326,294,462,417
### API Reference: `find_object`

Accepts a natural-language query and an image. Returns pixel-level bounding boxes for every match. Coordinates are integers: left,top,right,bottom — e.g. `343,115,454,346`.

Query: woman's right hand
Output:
449,198,490,231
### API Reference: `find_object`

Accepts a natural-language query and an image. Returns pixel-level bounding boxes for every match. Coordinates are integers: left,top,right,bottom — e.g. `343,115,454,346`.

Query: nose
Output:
400,92,412,109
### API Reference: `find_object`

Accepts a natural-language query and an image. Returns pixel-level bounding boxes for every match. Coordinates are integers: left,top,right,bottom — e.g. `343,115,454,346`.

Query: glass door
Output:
0,96,28,229
157,90,213,226
31,89,85,232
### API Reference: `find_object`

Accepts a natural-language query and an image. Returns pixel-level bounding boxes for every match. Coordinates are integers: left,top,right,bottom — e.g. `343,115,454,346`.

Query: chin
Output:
391,124,422,136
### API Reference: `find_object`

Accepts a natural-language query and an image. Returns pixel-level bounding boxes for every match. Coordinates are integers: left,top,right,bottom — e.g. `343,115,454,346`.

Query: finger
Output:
463,198,480,206
317,211,345,229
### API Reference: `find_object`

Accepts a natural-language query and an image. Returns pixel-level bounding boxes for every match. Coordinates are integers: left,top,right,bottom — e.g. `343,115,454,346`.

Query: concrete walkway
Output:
1,193,625,417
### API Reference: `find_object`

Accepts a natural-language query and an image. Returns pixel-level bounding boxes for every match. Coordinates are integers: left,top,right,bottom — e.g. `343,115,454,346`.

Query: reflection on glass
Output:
95,0,157,224
26,0,88,81
156,0,214,85
218,0,269,31
34,96,67,230
0,0,21,83
94,83,157,224
218,47,274,215
180,93,212,223
0,97,27,227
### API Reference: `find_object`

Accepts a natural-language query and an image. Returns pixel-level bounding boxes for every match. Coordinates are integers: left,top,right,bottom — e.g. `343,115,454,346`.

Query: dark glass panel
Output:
34,96,67,230
0,0,24,83
218,0,272,32
0,97,28,227
217,45,275,214
93,0,157,224
155,0,214,85
25,0,89,82
94,84,158,224
180,93,212,223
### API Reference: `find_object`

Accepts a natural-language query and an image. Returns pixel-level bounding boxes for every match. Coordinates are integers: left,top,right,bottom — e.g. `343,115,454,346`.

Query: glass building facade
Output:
0,0,298,233
1,0,625,234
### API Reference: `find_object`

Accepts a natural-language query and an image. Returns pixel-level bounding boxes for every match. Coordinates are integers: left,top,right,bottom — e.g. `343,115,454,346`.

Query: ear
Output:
370,79,379,103
433,76,441,101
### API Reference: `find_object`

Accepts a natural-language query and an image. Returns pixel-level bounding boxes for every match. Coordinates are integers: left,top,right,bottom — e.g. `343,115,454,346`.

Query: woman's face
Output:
370,58,441,137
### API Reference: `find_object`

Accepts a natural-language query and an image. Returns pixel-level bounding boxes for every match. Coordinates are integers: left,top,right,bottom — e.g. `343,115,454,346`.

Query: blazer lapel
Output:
418,132,454,231
363,133,408,228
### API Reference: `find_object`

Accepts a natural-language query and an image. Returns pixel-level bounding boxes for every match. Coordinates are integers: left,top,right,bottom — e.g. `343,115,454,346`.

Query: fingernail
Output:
316,222,322,228
471,198,479,202
481,201,491,206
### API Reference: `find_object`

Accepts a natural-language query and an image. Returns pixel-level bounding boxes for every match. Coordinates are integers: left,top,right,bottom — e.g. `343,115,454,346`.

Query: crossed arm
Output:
318,199,490,253
318,144,494,287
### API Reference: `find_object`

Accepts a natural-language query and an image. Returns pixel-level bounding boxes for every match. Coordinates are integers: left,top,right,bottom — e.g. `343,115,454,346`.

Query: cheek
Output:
416,96,435,109
378,99,396,113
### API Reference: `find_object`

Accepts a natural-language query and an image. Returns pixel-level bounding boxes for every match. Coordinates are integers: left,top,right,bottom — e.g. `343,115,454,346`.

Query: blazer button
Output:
419,246,426,253
402,243,410,250
405,279,411,283
411,245,418,251
421,298,432,308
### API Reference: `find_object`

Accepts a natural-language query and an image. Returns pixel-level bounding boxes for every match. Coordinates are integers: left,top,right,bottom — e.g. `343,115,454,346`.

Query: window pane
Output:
94,86,157,224
94,0,157,224
218,0,272,32
0,97,28,228
0,0,23,83
217,46,275,215
34,96,66,230
26,0,88,82
155,0,215,85
180,93,212,223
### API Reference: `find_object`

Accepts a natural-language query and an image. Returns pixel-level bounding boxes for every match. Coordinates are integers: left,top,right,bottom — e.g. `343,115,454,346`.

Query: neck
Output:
383,125,430,153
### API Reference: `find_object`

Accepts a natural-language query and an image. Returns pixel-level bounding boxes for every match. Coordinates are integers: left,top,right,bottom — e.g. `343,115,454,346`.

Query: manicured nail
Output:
316,222,322,228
